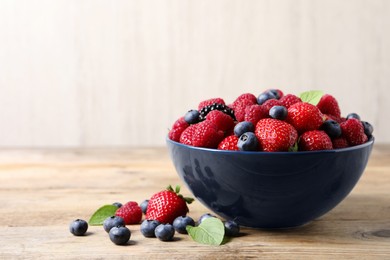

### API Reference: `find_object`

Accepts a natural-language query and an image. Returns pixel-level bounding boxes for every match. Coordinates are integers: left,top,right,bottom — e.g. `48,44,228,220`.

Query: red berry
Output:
218,135,239,151
332,137,349,149
340,118,368,146
232,93,258,122
179,124,197,146
115,201,142,225
262,99,283,114
279,94,302,108
323,114,344,123
192,120,224,148
233,93,257,104
146,185,193,224
168,117,189,142
244,105,268,126
287,102,324,134
206,110,235,133
255,118,298,152
198,98,225,111
298,130,333,151
317,94,341,118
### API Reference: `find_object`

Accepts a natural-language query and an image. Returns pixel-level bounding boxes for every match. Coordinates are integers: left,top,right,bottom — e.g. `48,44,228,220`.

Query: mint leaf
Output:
186,217,225,245
88,205,118,226
299,90,323,105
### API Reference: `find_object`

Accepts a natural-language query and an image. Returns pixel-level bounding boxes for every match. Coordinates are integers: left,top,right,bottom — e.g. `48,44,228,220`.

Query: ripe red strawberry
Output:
244,104,268,126
340,118,368,146
262,99,283,114
168,117,189,142
298,130,333,151
192,120,224,148
317,94,341,118
198,98,225,111
287,102,324,134
232,93,258,122
179,124,197,145
218,135,239,150
206,110,235,133
279,94,302,108
115,201,142,225
332,137,349,149
146,185,194,224
255,118,298,152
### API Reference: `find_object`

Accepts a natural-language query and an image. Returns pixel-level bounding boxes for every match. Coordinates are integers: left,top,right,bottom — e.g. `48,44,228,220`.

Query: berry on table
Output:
238,132,259,151
269,106,288,120
184,110,200,124
173,216,195,234
154,224,175,241
320,120,342,138
109,226,131,245
140,200,149,214
115,201,142,225
69,219,88,236
224,220,240,237
103,216,125,233
234,121,254,137
140,219,161,238
197,213,216,225
112,202,122,208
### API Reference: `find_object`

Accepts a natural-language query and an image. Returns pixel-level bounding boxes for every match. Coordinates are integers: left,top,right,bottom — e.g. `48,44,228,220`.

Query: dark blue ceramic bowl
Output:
166,137,374,228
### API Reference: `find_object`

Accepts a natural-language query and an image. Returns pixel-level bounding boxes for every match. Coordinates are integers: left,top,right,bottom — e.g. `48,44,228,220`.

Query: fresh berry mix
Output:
69,219,88,236
173,216,195,234
115,201,142,225
154,224,175,241
103,216,125,233
109,226,131,245
168,90,373,151
140,219,161,238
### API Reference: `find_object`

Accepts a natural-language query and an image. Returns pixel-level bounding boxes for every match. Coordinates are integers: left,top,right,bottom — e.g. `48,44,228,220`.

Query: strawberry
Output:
179,124,197,145
218,135,239,150
244,104,268,126
262,99,283,114
298,130,333,151
340,118,368,146
206,110,235,133
317,94,341,118
168,117,189,142
192,120,224,148
287,102,324,134
255,118,298,152
332,137,349,149
232,93,258,122
198,98,225,111
279,94,302,108
115,201,142,225
145,185,194,224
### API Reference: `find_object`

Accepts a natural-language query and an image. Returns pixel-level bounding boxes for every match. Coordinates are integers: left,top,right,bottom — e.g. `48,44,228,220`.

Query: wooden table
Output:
0,145,389,259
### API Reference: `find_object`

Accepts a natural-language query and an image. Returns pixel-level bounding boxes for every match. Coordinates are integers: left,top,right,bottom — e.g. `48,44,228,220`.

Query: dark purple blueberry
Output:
112,202,122,208
184,109,200,124
362,121,374,137
198,213,216,225
346,113,361,120
234,121,254,137
269,106,288,120
69,219,88,236
238,132,259,151
268,89,281,99
103,216,125,233
154,224,175,241
140,200,149,214
257,91,276,105
224,220,240,237
140,219,161,238
109,226,131,245
173,216,195,234
320,120,342,138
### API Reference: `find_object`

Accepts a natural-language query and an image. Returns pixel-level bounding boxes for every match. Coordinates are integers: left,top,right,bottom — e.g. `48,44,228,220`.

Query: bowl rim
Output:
166,136,374,155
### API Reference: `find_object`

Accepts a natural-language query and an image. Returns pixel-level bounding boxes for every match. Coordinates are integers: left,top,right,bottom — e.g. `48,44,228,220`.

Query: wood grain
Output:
0,146,389,259
0,0,390,147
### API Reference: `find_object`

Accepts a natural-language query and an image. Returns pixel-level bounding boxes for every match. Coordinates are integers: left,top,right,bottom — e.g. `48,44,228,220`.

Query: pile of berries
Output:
168,90,374,152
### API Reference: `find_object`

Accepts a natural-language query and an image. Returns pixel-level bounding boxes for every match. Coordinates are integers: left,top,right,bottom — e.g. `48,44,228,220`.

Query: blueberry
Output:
320,120,342,138
69,219,88,236
362,121,374,137
224,220,240,237
140,200,149,214
103,216,125,233
269,106,287,120
173,216,195,234
238,132,259,151
198,213,216,225
346,113,361,120
154,224,175,241
184,109,200,124
140,219,161,238
268,89,281,99
234,121,254,137
112,202,122,208
109,226,131,245
257,91,276,105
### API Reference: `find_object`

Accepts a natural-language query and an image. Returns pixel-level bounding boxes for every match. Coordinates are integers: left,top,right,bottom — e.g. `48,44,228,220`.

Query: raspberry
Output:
262,99,283,114
179,124,197,145
279,94,302,108
218,135,239,151
198,98,225,111
233,93,258,104
340,118,368,146
255,118,298,152
332,137,349,149
192,121,224,148
232,93,258,122
115,201,142,225
287,102,324,134
244,105,268,126
206,110,235,133
168,117,189,142
298,130,333,151
323,114,344,123
317,94,341,118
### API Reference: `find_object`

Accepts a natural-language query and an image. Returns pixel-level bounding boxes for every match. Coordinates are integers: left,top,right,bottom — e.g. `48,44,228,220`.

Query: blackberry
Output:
199,103,236,121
